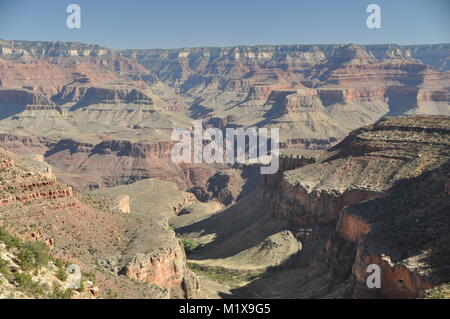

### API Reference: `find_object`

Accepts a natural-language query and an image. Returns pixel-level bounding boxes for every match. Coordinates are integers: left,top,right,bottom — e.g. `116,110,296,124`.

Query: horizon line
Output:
1,38,449,51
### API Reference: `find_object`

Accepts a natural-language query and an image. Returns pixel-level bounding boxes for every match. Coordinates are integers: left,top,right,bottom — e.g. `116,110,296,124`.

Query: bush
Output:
12,272,45,296
0,258,9,278
56,267,68,282
82,271,96,284
17,241,50,271
51,286,74,299
425,283,450,299
105,288,118,299
52,258,64,269
78,279,85,292
0,227,22,248
181,238,201,252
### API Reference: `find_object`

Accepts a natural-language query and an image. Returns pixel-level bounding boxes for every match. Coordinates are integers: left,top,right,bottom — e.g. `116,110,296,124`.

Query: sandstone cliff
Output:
337,159,450,298
0,148,199,298
260,116,450,298
1,40,449,152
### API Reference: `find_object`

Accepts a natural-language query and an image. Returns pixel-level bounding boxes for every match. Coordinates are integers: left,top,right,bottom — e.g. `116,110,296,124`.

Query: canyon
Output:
0,39,449,298
176,116,449,298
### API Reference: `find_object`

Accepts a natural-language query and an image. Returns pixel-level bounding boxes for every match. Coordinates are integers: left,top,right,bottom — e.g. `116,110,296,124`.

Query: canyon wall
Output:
265,116,450,298
0,148,200,299
121,241,200,298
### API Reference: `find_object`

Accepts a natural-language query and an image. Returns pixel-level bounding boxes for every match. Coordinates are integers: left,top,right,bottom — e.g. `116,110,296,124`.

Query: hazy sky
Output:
0,0,449,49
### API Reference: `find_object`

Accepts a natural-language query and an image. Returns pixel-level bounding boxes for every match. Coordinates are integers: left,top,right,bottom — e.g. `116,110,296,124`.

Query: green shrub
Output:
0,227,22,248
181,238,201,252
56,267,68,281
0,258,9,278
425,283,450,299
52,258,64,269
82,271,96,284
17,241,50,271
12,272,45,297
105,288,118,299
78,279,85,293
51,286,74,299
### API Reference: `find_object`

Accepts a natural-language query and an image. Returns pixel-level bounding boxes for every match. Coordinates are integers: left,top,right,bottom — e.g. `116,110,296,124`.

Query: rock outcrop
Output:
270,116,449,229
0,150,73,206
331,161,449,298
121,241,200,298
0,149,198,299
92,178,200,298
55,86,153,106
263,116,450,298
115,195,130,213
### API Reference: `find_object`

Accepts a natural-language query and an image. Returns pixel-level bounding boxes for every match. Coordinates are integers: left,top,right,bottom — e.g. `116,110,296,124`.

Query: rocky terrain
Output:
0,39,449,299
176,116,449,299
0,148,200,298
1,41,449,147
0,226,99,299
0,40,449,182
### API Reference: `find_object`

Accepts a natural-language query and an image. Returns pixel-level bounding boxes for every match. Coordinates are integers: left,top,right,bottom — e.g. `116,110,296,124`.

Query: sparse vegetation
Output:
0,227,21,248
105,288,118,299
17,241,50,271
0,258,9,278
12,272,45,297
82,271,96,284
0,227,92,299
51,286,74,299
424,283,450,299
78,279,85,293
0,227,50,271
181,238,201,252
56,267,68,282
52,258,65,269
188,263,260,288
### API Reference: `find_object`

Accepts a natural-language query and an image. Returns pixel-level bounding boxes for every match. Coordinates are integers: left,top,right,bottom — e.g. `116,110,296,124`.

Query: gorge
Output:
0,39,449,299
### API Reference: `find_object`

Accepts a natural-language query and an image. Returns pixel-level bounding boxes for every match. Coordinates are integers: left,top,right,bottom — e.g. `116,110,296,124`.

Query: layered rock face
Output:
340,160,450,298
120,43,450,86
0,40,449,152
0,40,184,149
91,178,200,298
0,88,60,112
41,138,245,203
0,148,199,299
0,40,111,57
55,86,153,106
120,44,450,110
264,116,449,298
0,134,47,155
0,150,72,206
0,39,449,299
121,241,200,298
43,139,178,189
276,116,449,228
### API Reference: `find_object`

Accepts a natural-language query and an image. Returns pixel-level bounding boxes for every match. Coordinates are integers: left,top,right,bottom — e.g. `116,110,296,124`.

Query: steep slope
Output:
182,116,450,299
120,43,450,149
92,178,200,298
0,40,191,144
275,116,449,228
0,148,199,298
337,160,450,298
1,40,448,152
0,227,98,299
